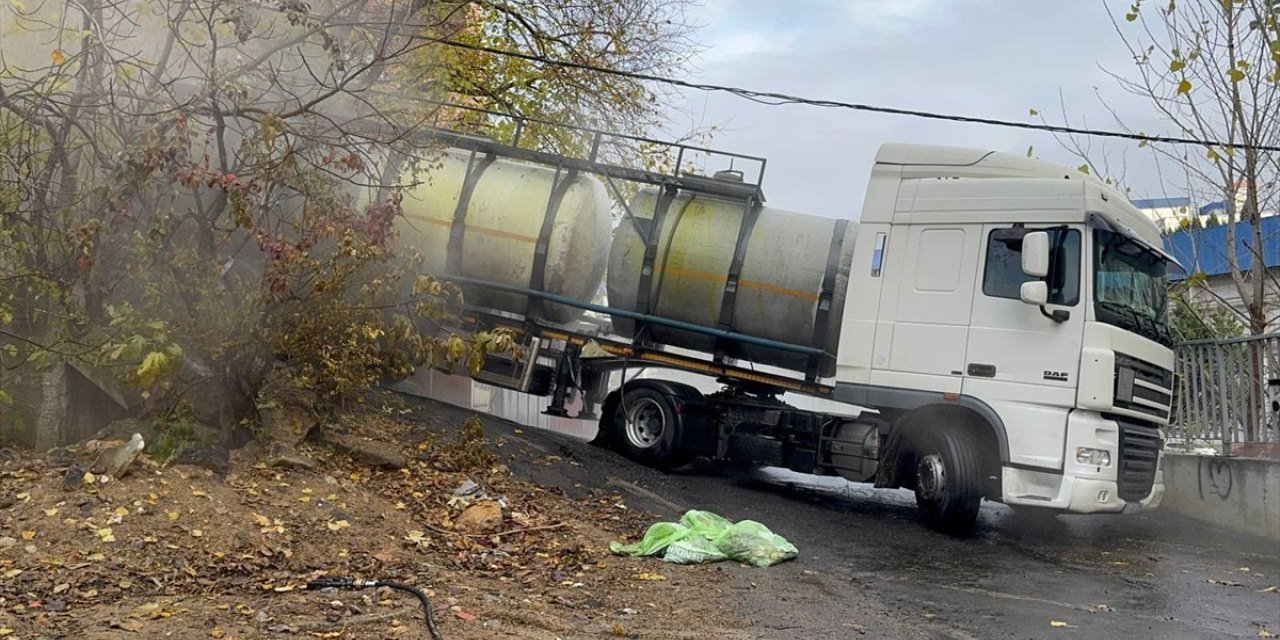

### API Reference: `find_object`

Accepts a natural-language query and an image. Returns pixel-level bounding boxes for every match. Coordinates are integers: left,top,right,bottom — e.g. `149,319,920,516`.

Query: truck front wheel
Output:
912,429,982,534
614,388,692,469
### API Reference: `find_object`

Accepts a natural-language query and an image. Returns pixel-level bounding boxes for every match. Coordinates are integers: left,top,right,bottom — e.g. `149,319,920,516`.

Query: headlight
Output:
1076,447,1112,467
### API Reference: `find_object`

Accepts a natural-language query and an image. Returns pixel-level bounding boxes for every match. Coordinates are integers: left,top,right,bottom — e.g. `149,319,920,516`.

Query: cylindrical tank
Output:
395,149,612,324
607,187,856,377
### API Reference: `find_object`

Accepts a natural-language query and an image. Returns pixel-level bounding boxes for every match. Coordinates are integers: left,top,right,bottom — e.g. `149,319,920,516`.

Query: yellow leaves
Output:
167,511,180,521
1050,620,1076,628
51,49,65,65
114,506,131,517
1177,78,1193,94
83,472,98,485
634,572,666,581
97,527,116,543
191,529,204,538
134,351,169,387
0,627,12,636
43,507,58,517
1077,164,1091,175
1227,68,1245,83
326,519,350,532
2,569,22,579
15,492,29,501
20,530,35,541
1170,59,1186,72
1029,108,1039,116
210,629,226,639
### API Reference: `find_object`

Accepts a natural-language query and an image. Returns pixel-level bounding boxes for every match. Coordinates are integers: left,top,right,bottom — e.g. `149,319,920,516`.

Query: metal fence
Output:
1171,333,1280,446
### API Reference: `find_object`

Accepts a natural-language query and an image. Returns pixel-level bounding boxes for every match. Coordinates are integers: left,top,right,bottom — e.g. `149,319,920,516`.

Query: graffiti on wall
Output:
1197,456,1234,501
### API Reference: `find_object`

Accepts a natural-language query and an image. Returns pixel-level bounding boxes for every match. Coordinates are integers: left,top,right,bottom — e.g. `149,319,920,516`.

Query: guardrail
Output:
1171,333,1280,448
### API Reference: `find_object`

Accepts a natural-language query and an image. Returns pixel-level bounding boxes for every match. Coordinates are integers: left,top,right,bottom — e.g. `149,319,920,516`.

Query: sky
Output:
667,0,1184,220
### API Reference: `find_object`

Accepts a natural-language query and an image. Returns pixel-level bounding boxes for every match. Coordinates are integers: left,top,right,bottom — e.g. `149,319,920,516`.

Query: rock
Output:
0,536,16,551
0,494,15,510
265,442,316,470
455,501,503,533
322,432,406,470
91,433,145,479
174,446,231,474
61,467,84,492
452,479,481,498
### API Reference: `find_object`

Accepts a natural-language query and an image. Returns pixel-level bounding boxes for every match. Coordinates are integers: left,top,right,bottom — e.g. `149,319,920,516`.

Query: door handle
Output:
967,363,996,378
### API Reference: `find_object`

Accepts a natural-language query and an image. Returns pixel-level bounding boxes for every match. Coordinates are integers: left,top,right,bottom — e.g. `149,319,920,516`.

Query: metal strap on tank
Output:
806,218,850,380
635,184,678,320
527,166,579,321
716,197,762,331
445,150,498,276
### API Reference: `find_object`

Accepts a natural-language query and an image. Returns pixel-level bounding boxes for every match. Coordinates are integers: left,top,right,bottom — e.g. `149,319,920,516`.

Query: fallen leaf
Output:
326,520,350,532
252,513,271,527
454,609,477,622
167,511,179,521
191,529,204,538
53,583,70,594
21,531,35,541
114,507,130,517
190,489,209,498
1260,627,1277,639
2,569,22,579
0,629,13,636
15,492,30,501
1051,620,1076,628
273,584,296,592
1258,586,1279,593
634,572,666,582
83,472,97,485
43,508,59,517
97,527,116,543
210,629,226,639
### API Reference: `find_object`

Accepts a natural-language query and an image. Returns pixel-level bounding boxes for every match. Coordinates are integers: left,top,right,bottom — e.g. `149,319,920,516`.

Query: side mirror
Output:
1020,281,1049,306
1022,231,1050,278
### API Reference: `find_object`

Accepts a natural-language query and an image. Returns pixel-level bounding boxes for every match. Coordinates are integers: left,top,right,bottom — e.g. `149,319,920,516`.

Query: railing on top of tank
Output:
1169,332,1280,449
364,92,769,200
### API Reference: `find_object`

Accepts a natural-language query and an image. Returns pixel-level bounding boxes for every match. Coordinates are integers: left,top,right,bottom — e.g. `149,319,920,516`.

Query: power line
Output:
426,37,1280,154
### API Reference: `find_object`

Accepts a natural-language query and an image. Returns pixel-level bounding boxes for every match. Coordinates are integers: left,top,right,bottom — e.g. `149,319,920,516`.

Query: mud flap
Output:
874,426,904,489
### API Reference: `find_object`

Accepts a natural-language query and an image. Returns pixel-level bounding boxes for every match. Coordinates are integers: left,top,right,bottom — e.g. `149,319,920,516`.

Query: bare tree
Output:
1099,0,1280,335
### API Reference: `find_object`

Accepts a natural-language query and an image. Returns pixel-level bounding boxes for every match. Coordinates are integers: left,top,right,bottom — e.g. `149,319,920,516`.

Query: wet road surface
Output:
411,398,1280,640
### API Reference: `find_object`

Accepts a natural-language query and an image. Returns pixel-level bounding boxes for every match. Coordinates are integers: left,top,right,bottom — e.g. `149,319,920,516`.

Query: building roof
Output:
1199,201,1228,214
1131,197,1192,209
1164,214,1280,280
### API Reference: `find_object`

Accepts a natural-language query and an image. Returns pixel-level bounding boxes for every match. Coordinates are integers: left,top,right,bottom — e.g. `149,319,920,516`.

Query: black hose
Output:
305,576,446,640
378,580,446,640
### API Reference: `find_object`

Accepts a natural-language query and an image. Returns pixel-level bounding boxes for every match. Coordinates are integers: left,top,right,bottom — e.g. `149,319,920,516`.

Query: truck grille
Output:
1116,419,1160,502
1113,354,1173,421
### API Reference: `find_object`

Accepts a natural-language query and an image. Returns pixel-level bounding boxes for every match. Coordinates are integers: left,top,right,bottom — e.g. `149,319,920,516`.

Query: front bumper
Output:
1003,465,1164,513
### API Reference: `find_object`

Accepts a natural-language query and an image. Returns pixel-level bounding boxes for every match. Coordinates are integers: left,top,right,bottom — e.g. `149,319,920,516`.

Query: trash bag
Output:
680,510,732,538
608,521,690,557
713,520,798,568
663,537,728,565
610,510,796,567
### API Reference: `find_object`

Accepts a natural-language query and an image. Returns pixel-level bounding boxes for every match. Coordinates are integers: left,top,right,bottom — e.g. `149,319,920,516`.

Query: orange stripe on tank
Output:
403,213,538,243
660,266,820,302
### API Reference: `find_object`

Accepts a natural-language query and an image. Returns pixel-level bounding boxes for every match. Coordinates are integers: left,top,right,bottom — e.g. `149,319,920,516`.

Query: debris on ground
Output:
0,395,752,639
610,509,798,567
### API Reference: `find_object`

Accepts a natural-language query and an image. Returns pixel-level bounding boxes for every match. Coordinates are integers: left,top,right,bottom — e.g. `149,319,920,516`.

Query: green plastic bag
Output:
663,537,728,565
608,521,690,557
610,510,796,567
713,520,798,568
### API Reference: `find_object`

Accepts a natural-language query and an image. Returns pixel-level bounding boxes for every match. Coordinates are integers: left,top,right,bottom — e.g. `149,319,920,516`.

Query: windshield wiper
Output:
1098,300,1144,335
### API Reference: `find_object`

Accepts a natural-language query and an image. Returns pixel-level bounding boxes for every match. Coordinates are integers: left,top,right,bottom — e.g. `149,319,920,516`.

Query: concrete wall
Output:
1161,453,1280,541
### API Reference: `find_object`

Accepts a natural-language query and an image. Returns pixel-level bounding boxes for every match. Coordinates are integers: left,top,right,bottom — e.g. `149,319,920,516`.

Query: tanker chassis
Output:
395,134,1179,534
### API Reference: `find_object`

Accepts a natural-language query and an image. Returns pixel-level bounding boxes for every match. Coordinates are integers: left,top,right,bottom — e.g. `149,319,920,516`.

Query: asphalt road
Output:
409,397,1280,640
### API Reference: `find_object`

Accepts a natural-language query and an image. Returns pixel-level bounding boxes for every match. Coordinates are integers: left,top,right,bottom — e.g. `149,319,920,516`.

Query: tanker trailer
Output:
607,178,856,378
394,148,613,326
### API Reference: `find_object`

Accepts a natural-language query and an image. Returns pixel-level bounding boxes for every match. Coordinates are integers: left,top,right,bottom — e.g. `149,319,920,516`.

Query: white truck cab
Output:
834,144,1176,517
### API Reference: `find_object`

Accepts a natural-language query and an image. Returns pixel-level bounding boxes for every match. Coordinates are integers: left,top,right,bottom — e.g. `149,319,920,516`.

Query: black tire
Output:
613,387,692,469
912,429,983,534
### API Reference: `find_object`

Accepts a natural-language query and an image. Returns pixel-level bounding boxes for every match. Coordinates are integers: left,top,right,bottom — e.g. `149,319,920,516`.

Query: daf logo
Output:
1044,370,1069,382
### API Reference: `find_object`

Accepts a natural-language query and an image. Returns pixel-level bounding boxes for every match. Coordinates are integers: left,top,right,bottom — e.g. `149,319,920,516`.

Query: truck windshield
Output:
1093,229,1172,346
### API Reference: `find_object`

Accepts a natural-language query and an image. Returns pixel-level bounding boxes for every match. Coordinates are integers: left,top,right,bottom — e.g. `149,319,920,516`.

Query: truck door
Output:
964,224,1086,471
876,224,982,395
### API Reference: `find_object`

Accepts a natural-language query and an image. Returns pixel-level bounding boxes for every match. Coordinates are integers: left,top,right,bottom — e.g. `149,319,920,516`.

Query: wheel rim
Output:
916,452,946,501
624,398,666,449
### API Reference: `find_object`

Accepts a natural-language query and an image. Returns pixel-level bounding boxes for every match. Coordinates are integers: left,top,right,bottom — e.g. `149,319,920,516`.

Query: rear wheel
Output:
912,429,983,534
613,388,692,469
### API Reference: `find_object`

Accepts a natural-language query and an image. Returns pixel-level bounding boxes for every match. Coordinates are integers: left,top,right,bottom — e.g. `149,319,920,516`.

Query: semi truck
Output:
391,115,1180,533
